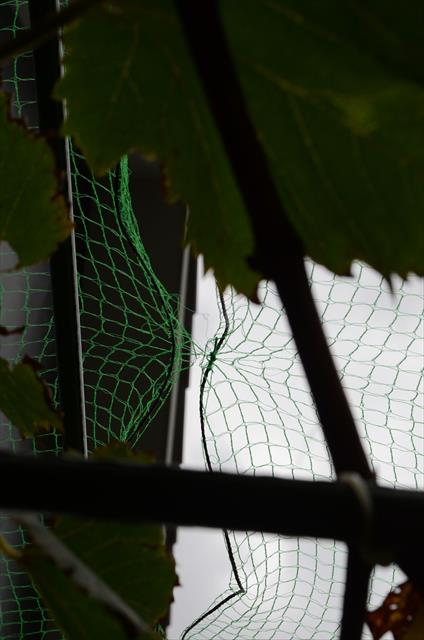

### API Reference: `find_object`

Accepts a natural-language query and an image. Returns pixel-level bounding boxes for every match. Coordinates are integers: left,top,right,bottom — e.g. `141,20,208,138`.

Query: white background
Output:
168,260,423,640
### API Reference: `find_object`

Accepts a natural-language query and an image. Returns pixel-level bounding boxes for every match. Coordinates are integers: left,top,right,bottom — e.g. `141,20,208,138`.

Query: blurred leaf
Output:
404,605,424,640
0,356,62,437
91,441,155,465
20,444,176,637
272,1,424,86
55,0,256,295
18,515,158,640
52,515,175,629
221,0,424,279
56,1,424,293
53,444,177,627
366,581,423,640
0,93,72,268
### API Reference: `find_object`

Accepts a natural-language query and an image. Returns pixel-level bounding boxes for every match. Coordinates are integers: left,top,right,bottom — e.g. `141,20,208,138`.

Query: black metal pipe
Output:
28,0,86,453
173,0,373,480
0,452,422,548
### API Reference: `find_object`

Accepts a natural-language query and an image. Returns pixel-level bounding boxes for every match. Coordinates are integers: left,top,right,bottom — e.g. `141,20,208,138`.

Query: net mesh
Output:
1,2,423,639
182,265,423,639
1,3,59,634
71,147,189,450
0,1,189,636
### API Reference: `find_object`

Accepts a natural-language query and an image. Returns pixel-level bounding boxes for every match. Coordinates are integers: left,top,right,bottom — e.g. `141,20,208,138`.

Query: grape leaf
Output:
17,514,158,640
56,0,424,294
52,444,177,627
51,515,175,629
55,0,256,295
221,0,424,279
38,444,176,630
15,445,176,638
0,93,72,268
366,581,423,640
91,441,155,464
0,355,62,438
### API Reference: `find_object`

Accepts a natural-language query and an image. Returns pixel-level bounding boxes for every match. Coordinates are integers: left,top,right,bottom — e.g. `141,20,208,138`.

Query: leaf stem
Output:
0,0,103,65
174,0,373,479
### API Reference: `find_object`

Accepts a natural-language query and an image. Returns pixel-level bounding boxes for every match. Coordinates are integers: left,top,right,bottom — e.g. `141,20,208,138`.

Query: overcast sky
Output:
169,260,423,640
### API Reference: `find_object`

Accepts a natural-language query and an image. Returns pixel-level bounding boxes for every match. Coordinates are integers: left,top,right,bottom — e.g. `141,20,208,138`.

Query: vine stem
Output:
179,290,244,639
174,0,373,480
0,0,103,65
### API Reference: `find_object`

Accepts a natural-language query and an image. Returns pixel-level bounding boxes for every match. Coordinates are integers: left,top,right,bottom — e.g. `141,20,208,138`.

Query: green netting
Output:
1,3,59,634
1,2,423,639
181,266,423,639
0,1,190,636
71,145,191,450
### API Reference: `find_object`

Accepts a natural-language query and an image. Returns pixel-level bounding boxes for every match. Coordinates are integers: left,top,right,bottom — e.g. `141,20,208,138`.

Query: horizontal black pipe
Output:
0,452,422,548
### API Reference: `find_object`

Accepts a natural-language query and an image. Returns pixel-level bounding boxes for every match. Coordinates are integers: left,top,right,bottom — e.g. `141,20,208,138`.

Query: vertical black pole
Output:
340,547,371,640
28,0,87,454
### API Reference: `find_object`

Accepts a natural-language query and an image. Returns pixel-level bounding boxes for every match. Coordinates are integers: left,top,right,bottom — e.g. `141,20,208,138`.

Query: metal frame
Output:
28,0,87,454
1,451,423,548
1,2,421,639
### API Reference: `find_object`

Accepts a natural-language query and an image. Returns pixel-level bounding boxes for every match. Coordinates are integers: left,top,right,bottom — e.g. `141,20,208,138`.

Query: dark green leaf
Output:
55,0,257,294
0,93,72,268
53,442,176,627
91,441,155,465
56,0,424,291
271,1,424,86
221,0,424,278
0,356,62,437
18,515,158,640
52,515,175,628
33,444,176,631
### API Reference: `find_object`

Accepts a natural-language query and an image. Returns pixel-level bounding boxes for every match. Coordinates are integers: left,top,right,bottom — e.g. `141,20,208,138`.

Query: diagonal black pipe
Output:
174,0,373,480
172,1,424,630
